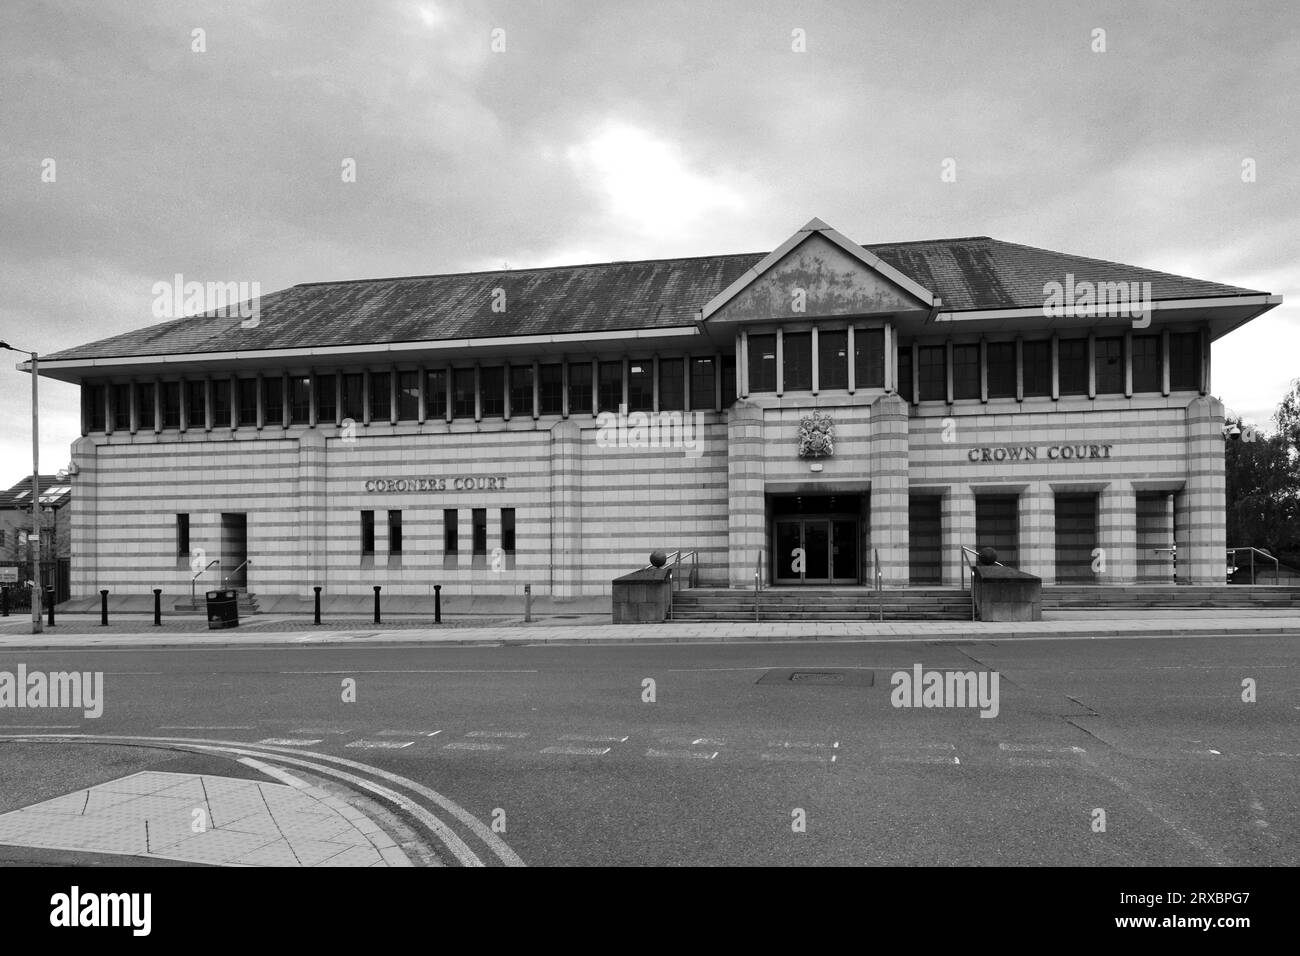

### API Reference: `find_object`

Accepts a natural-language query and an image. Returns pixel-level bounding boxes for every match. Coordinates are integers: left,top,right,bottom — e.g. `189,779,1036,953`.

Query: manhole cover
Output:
790,671,844,683
756,668,874,687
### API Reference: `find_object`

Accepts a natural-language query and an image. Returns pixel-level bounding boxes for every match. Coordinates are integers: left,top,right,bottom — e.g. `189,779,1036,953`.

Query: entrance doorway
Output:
770,495,860,585
221,513,248,589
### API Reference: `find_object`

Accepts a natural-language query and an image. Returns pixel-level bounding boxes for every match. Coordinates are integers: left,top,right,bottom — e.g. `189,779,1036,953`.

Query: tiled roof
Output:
0,475,72,509
44,237,1264,362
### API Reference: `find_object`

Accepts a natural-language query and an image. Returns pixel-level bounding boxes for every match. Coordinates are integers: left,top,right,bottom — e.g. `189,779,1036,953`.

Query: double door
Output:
773,517,858,585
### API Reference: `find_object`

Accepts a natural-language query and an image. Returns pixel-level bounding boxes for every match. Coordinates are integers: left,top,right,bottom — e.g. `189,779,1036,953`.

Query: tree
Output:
1225,427,1300,557
1275,377,1300,454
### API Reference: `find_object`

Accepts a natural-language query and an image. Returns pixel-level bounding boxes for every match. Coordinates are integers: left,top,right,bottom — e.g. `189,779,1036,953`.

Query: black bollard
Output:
434,584,441,624
100,588,109,626
47,587,56,627
373,585,381,624
524,583,532,623
153,588,162,626
313,585,322,626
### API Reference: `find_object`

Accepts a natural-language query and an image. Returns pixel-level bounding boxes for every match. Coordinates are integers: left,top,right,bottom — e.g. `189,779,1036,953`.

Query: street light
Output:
0,340,42,634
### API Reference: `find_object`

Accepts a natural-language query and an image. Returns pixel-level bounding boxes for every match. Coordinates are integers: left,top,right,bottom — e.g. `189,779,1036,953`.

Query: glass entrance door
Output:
773,517,857,584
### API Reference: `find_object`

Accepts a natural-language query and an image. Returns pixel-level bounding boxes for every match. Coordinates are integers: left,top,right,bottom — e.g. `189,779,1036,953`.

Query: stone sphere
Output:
649,550,668,568
977,546,999,566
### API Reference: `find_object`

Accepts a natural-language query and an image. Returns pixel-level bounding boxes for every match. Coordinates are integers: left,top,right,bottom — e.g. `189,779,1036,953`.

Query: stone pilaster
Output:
869,393,910,586
69,436,99,599
1098,483,1137,585
297,429,327,593
1183,395,1226,583
1018,484,1055,584
550,420,583,598
727,402,766,588
942,485,977,586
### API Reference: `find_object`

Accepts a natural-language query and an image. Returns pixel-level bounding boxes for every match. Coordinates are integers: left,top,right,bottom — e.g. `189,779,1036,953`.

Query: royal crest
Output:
797,412,835,459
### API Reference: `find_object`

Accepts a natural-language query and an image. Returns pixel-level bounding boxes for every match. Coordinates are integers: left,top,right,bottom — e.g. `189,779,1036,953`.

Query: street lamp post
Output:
1,341,42,634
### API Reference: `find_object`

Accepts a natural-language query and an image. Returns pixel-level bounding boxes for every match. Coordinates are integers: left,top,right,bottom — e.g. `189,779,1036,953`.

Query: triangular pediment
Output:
702,218,936,323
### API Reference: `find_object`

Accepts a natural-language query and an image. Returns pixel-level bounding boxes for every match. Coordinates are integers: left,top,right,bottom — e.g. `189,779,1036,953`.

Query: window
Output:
85,383,107,432
658,358,685,411
917,346,946,401
818,331,848,390
597,361,622,413
341,373,364,422
176,514,189,556
1022,341,1052,397
370,371,391,422
627,361,653,411
691,357,716,410
1058,338,1089,396
1132,335,1161,393
186,380,206,428
212,379,231,426
480,366,505,418
137,382,156,430
567,362,592,415
387,510,402,555
502,508,516,555
721,354,736,406
538,363,563,415
748,334,776,392
452,368,475,419
396,371,419,421
263,377,283,426
509,365,534,418
472,508,487,555
783,331,812,390
426,369,447,419
443,509,458,554
112,383,131,430
161,382,181,429
855,328,885,389
987,343,1017,399
1094,337,1124,395
316,373,337,424
952,344,981,400
897,346,913,399
1170,332,1201,390
360,511,375,555
237,378,258,426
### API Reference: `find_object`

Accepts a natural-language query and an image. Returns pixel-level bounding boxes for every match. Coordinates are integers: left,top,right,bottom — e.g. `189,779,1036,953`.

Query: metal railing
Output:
224,558,251,589
873,547,883,621
1226,546,1280,585
754,549,764,622
191,559,220,605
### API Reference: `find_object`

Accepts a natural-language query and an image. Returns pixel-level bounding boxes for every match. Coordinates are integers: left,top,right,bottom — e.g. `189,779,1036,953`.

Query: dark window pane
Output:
86,384,107,432
138,382,157,429
502,508,516,554
987,343,1017,399
288,376,310,424
783,332,812,390
567,362,592,415
360,511,375,555
426,369,447,419
855,328,885,388
658,358,685,411
897,346,913,399
388,510,402,554
341,373,364,422
370,372,391,422
263,377,283,426
480,367,504,418
952,344,980,400
161,382,181,429
1058,339,1089,396
451,369,474,418
539,363,563,415
627,360,653,411
690,357,716,410
917,345,946,402
597,361,622,413
444,509,458,553
238,378,258,426
1095,337,1124,395
316,373,337,424
1170,332,1201,390
748,334,776,392
472,508,487,555
112,383,131,430
186,380,206,428
818,331,848,390
1132,335,1161,393
721,354,736,406
397,371,419,421
1022,341,1052,397
176,513,189,556
212,380,231,426
509,365,534,417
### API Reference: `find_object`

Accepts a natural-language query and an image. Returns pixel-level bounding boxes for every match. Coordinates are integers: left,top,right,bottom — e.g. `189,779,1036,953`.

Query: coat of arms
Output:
797,412,834,459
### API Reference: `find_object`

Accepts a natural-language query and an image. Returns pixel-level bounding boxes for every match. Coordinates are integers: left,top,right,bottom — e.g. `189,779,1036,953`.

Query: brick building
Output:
32,219,1281,600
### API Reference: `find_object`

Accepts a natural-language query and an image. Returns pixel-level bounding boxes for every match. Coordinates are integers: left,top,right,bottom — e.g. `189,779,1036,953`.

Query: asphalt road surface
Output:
0,633,1295,866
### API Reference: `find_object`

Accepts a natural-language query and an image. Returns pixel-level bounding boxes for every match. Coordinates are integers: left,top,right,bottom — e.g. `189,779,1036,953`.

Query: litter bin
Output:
206,589,239,629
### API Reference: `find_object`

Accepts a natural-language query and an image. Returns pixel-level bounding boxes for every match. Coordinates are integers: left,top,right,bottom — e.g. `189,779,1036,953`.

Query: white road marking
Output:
1009,757,1072,768
444,742,505,751
3,724,78,729
765,740,830,749
160,725,256,731
760,752,830,764
883,754,960,765
658,735,726,747
258,737,323,746
347,739,415,750
646,748,718,760
465,731,529,739
559,734,628,743
999,743,1086,754
376,729,439,737
541,746,611,756
882,741,956,751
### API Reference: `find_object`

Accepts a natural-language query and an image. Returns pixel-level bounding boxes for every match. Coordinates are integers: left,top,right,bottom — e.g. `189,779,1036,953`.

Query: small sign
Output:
0,568,18,584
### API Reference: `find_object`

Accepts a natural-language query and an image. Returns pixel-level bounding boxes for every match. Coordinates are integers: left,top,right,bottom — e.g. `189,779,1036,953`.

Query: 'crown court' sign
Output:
966,444,1115,463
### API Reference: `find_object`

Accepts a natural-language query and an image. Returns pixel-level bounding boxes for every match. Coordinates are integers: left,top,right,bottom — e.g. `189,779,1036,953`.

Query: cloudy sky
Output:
1,0,1296,483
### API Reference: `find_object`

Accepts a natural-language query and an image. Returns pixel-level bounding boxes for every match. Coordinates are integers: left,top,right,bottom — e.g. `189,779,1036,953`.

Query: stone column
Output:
550,420,583,599
1183,395,1225,583
1018,484,1054,584
1097,483,1137,585
942,485,977,587
727,402,766,588
297,429,328,595
69,436,99,599
869,393,909,586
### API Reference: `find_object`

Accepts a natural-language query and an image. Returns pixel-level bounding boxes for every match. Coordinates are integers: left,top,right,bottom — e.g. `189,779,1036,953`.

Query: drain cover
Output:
756,668,874,687
789,671,844,684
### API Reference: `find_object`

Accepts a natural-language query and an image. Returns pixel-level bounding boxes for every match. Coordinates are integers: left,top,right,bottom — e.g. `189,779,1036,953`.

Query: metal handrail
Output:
873,547,882,622
754,549,764,622
1226,546,1280,585
223,558,251,588
191,559,220,605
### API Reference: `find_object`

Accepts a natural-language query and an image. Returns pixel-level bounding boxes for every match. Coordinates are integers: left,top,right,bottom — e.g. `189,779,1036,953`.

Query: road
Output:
0,633,1295,866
